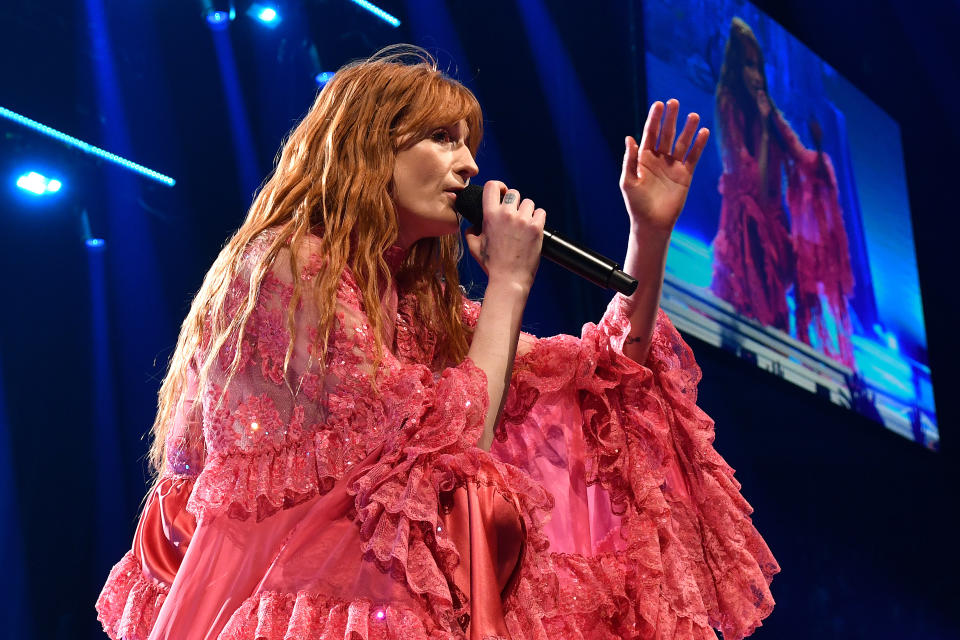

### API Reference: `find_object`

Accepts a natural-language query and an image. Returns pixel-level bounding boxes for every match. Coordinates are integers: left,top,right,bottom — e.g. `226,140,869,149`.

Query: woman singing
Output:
97,47,777,640
710,18,855,366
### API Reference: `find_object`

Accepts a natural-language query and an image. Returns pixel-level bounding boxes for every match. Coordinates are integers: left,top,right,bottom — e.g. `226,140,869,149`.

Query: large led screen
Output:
643,0,937,447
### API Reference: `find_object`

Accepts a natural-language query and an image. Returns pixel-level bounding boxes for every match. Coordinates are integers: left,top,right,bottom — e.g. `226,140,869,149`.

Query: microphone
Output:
455,184,638,296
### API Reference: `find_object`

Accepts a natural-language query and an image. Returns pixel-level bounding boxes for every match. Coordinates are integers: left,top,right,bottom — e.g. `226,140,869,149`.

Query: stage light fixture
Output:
315,71,334,87
247,3,280,25
15,171,62,196
348,0,400,27
202,0,235,29
0,106,176,187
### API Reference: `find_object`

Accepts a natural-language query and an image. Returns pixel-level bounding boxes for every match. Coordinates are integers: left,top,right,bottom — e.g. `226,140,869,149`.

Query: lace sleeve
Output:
495,299,778,639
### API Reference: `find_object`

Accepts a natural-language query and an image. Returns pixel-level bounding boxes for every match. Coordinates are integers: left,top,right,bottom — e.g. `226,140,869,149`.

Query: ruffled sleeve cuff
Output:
590,299,780,639
504,299,778,639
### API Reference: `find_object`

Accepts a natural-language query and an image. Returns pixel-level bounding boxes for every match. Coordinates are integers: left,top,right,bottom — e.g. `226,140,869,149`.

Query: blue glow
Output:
15,171,62,195
666,229,713,288
247,3,280,26
85,238,105,248
0,106,176,187
315,71,335,87
206,10,232,27
348,0,401,27
16,172,46,195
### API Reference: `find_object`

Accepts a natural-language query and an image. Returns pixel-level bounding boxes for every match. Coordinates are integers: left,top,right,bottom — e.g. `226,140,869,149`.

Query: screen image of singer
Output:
642,0,937,447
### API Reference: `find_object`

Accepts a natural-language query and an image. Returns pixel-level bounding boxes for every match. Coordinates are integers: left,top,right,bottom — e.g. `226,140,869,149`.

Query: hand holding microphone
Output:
462,181,546,293
457,182,638,296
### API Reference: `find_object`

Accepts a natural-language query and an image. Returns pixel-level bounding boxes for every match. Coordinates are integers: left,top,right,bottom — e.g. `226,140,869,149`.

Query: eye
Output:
430,128,453,144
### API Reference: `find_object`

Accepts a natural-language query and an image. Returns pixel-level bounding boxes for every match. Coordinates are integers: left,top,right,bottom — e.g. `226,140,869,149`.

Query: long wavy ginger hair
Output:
147,48,483,477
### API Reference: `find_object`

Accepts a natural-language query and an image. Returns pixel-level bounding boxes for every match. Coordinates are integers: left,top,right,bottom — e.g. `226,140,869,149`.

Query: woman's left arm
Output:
618,99,710,364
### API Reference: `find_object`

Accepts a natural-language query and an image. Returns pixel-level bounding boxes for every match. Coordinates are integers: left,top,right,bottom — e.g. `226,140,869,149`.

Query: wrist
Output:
627,220,673,246
484,275,532,300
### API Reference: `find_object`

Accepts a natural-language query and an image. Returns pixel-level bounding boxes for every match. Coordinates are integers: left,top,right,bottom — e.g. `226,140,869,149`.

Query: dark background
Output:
0,0,957,637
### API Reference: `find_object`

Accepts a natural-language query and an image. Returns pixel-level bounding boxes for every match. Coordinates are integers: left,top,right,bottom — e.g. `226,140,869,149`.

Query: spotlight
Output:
247,3,280,26
315,71,334,87
15,171,62,196
348,0,401,27
201,0,235,29
0,106,176,187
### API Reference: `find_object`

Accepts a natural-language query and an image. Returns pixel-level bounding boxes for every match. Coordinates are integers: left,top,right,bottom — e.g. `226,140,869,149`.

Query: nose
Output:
454,145,479,182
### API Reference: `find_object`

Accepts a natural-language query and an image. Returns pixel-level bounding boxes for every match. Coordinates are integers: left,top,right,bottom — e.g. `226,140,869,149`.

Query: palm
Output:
621,100,710,232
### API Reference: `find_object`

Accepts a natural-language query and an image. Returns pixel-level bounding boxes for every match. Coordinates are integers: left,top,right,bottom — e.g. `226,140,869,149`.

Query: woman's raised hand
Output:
464,180,546,291
620,99,710,236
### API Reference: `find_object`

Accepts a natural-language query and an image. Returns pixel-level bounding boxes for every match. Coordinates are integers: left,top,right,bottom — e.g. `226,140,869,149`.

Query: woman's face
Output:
741,44,764,95
392,119,478,249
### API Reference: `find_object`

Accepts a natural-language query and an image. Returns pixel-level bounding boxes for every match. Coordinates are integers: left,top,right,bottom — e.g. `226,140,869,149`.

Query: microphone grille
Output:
454,184,485,228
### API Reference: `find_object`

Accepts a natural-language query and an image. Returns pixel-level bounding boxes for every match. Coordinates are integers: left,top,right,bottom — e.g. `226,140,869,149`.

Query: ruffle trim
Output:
95,551,169,640
218,591,460,640
505,298,778,639
504,551,719,640
349,359,554,628
187,434,335,523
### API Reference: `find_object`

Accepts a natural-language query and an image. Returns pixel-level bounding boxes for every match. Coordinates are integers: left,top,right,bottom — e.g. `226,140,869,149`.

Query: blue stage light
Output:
15,171,62,196
203,0,235,30
247,3,280,26
16,172,46,195
86,238,106,249
348,0,401,27
315,71,335,87
0,106,175,187
206,10,230,25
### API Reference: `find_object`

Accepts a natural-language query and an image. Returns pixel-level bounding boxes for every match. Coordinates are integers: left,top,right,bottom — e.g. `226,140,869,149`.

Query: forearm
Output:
621,224,671,364
467,278,529,450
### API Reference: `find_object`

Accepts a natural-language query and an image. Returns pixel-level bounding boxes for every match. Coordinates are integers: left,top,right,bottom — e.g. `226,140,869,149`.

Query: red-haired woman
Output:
710,18,855,366
97,48,777,640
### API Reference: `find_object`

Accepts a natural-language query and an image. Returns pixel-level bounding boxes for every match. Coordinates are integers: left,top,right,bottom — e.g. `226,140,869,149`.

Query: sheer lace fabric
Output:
97,229,778,640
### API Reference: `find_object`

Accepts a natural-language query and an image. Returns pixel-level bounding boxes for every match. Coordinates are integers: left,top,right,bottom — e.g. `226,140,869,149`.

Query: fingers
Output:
672,112,701,160
621,135,639,183
640,99,711,167
482,180,507,217
657,99,679,155
532,207,546,231
685,127,711,168
638,101,662,152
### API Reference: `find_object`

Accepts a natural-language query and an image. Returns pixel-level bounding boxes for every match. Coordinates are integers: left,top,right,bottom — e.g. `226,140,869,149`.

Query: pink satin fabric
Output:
134,477,196,585
134,450,523,639
442,484,524,639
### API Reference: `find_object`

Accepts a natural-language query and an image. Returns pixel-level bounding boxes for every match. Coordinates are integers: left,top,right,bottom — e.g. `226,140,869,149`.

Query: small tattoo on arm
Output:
625,335,643,344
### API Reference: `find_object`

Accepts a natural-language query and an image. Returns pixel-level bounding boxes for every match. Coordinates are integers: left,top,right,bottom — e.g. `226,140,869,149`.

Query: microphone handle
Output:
542,228,638,296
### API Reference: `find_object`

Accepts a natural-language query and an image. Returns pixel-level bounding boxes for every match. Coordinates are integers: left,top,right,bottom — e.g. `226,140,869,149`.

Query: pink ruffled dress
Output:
96,229,778,640
711,92,855,366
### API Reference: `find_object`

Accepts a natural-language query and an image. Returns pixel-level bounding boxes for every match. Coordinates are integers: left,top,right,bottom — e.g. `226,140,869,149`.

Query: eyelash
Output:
431,129,454,144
